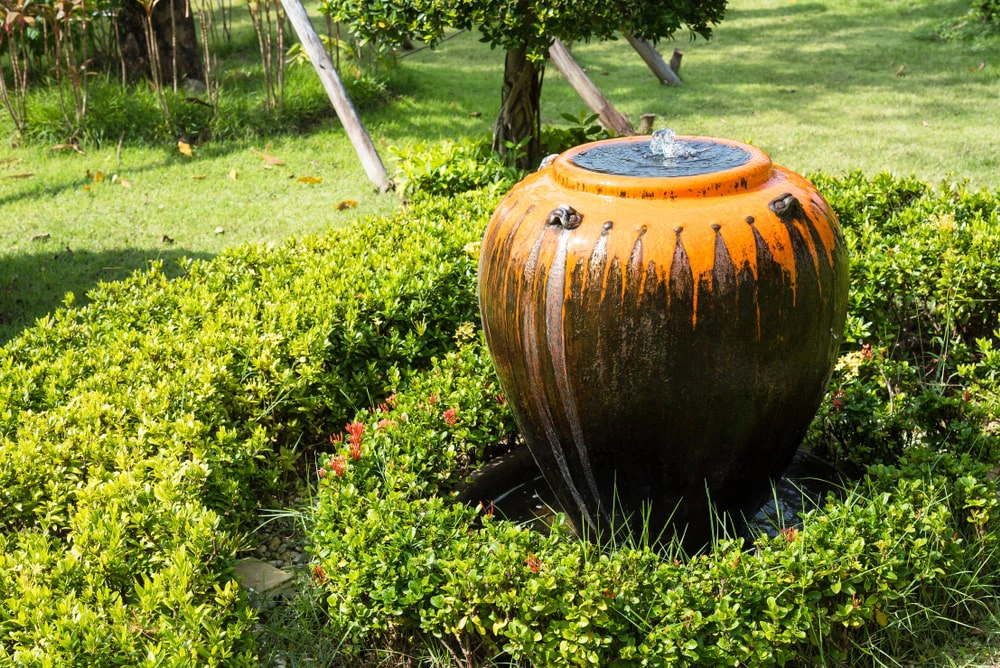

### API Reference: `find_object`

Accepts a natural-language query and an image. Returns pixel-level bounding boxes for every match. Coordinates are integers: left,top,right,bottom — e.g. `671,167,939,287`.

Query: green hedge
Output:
0,189,494,663
1,171,999,664
310,174,1000,665
310,340,1000,666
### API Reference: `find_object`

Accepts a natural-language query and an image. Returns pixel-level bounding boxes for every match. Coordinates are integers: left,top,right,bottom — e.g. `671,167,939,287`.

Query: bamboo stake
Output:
624,33,682,86
280,0,391,191
548,38,634,136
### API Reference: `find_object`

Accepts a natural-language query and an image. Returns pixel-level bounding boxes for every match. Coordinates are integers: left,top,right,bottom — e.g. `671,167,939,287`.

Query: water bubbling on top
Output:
569,129,753,178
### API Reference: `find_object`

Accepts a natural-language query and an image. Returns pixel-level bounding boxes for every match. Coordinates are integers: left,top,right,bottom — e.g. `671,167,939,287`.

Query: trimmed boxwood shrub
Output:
1,167,999,665
0,189,498,663
310,338,1000,666
308,174,1000,666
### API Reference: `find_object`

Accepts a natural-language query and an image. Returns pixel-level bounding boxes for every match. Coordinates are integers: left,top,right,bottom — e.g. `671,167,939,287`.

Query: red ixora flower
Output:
442,407,459,426
832,389,846,413
311,564,329,585
526,553,541,573
345,421,365,460
780,526,799,542
329,455,348,477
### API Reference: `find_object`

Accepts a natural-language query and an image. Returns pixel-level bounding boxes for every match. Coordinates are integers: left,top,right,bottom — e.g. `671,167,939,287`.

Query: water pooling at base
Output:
570,128,752,178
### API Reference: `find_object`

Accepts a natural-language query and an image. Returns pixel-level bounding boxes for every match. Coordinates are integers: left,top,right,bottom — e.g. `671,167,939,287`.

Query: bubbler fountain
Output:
476,131,849,549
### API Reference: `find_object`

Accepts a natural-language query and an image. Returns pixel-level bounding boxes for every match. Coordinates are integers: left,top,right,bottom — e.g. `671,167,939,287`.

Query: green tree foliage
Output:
320,0,727,166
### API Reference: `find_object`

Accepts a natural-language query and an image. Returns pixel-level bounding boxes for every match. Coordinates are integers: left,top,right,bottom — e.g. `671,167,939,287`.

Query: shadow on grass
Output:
0,246,212,346
373,0,987,146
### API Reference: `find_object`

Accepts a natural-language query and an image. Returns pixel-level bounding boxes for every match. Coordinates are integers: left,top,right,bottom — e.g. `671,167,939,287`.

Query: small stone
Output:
232,559,293,593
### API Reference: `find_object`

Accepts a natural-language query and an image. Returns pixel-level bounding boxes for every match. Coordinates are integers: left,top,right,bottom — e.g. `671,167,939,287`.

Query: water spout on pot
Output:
649,128,697,161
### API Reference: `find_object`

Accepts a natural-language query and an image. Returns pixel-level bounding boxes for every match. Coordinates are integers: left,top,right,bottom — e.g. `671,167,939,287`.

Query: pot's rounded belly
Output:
478,137,849,548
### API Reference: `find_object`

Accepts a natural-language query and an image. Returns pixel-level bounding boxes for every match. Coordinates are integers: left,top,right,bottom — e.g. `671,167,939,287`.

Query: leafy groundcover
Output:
1,174,999,665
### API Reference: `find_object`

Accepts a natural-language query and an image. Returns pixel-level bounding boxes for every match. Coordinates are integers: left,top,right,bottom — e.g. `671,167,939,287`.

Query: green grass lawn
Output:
380,0,1000,184
2,0,999,344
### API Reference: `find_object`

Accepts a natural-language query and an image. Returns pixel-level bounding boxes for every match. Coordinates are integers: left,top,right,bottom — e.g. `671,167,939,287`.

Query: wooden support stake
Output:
624,33,682,86
637,113,656,135
280,0,392,192
670,49,684,76
549,38,634,136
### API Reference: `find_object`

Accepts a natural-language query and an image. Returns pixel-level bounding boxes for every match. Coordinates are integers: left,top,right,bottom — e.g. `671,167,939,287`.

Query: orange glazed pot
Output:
477,136,849,548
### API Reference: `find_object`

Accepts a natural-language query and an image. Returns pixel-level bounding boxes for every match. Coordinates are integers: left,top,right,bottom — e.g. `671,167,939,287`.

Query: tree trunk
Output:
118,0,204,86
493,46,543,170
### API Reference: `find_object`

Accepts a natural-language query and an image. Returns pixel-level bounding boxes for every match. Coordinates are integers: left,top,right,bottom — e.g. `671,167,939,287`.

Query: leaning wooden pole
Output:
548,38,634,136
281,0,392,192
624,33,683,86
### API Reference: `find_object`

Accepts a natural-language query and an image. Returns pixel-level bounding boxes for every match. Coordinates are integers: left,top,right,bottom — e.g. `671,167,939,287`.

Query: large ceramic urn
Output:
477,134,849,548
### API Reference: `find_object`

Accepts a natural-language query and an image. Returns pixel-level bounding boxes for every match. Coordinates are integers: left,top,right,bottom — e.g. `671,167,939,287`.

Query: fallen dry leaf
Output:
120,177,132,188
93,171,105,183
161,234,175,244
252,149,284,166
214,226,225,234
191,175,207,180
298,176,323,184
895,65,905,76
3,173,33,179
469,112,482,118
178,140,194,157
30,233,50,241
50,143,85,154
228,169,238,180
335,200,358,211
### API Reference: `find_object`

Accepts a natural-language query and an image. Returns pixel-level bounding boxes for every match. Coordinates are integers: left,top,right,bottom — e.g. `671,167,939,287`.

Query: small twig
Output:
117,132,125,172
395,29,467,59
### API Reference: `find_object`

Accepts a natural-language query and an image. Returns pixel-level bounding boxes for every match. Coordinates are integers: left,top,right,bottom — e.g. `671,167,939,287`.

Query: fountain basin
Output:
477,135,849,549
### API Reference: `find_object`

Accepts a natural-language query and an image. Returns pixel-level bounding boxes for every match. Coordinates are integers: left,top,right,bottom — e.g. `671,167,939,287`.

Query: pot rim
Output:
550,135,773,199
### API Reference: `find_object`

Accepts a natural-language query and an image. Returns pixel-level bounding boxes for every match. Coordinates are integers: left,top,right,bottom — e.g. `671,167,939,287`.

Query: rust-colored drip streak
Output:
627,227,647,306
668,232,696,330
491,203,534,322
546,230,606,523
520,242,593,526
587,230,612,305
712,227,738,298
807,196,839,268
749,220,791,333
